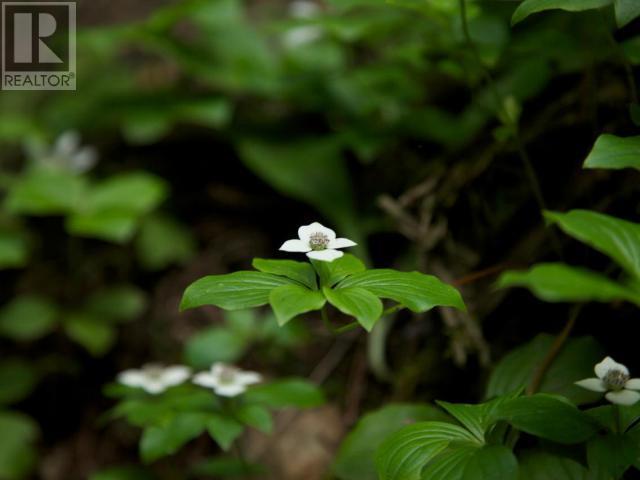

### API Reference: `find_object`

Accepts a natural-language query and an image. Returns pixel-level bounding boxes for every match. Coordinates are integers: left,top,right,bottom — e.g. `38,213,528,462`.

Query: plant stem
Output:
321,307,334,333
527,305,581,395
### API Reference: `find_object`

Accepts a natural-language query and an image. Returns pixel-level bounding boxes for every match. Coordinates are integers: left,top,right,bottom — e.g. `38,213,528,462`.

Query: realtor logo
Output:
2,2,76,90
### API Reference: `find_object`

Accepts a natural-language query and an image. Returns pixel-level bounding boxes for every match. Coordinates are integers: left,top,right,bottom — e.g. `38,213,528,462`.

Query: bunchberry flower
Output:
576,356,640,406
39,131,98,173
279,222,356,262
192,362,262,397
117,364,191,394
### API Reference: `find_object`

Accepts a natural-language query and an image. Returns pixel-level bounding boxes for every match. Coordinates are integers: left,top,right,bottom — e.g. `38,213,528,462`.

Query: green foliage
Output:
0,360,38,406
89,466,157,480
135,214,196,270
511,0,612,25
269,284,326,326
587,434,639,478
583,134,640,171
0,295,58,341
0,411,39,479
517,451,589,479
140,412,209,462
323,286,383,331
312,254,366,288
243,379,325,408
0,230,28,269
253,258,318,290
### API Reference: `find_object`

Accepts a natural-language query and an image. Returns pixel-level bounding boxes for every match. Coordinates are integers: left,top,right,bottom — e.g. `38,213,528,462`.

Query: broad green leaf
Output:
0,231,28,269
375,421,480,480
84,172,168,214
584,134,640,171
253,258,317,289
511,0,613,25
323,286,383,331
268,284,326,326
244,379,325,409
206,413,244,451
85,286,146,322
184,326,249,368
545,210,640,279
63,312,116,356
235,404,273,433
486,335,604,405
89,466,157,480
334,404,451,480
135,214,195,270
338,269,466,312
587,433,639,479
0,360,38,406
140,412,208,463
180,271,295,311
496,394,599,444
497,263,640,306
614,0,640,28
5,169,86,215
312,254,366,287
435,403,490,444
66,210,139,243
518,451,588,479
0,411,39,479
0,295,58,341
419,446,477,480
420,445,518,480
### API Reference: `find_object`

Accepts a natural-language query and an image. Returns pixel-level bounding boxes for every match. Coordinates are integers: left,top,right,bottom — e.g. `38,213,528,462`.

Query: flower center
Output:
218,366,238,385
604,369,629,391
308,232,329,251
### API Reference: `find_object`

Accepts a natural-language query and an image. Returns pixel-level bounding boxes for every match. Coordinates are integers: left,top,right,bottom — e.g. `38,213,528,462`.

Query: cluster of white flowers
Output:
576,356,640,406
117,362,262,397
37,131,98,173
280,221,356,262
282,0,323,48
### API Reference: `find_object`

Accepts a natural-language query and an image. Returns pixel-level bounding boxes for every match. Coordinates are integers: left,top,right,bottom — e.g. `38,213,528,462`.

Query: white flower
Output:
193,363,262,397
39,130,98,173
283,0,322,48
576,356,640,406
117,364,191,395
279,222,357,262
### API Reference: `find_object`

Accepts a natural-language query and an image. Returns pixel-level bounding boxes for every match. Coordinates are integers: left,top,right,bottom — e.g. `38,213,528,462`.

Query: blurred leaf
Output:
614,0,640,27
135,214,195,270
63,312,116,356
5,169,86,215
191,456,265,477
323,286,383,331
312,254,366,287
244,379,325,409
339,269,466,312
0,360,38,406
184,326,249,368
511,0,612,25
0,295,58,341
584,134,640,171
140,412,208,463
85,286,146,322
66,210,139,243
0,231,28,269
206,413,244,451
89,466,157,480
486,335,604,405
253,258,317,290
587,433,638,478
518,451,589,479
235,404,273,433
0,411,38,480
180,272,295,311
497,263,640,305
269,284,326,326
334,404,451,480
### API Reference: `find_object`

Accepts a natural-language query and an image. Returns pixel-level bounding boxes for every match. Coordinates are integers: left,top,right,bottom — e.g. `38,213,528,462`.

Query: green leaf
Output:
334,404,451,480
184,326,249,368
545,210,640,279
140,412,208,463
0,231,28,269
435,403,490,444
85,286,147,322
268,284,326,326
253,258,317,289
0,295,58,341
206,413,244,451
0,360,38,406
191,456,265,477
84,172,168,214
497,263,640,306
235,404,273,433
243,379,325,409
615,0,640,28
486,335,605,405
135,214,195,270
375,421,480,480
180,271,295,311
66,210,139,243
587,433,639,479
5,168,86,215
338,269,466,312
312,254,366,287
323,286,383,331
420,445,518,480
518,451,589,479
584,134,640,170
511,0,613,25
0,411,39,479
63,312,117,356
496,394,599,444
89,466,157,480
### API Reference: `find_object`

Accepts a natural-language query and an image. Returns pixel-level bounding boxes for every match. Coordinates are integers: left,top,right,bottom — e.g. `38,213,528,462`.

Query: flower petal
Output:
161,366,192,386
575,378,607,392
298,222,336,242
279,239,311,252
605,389,640,406
117,370,147,388
306,249,343,262
142,381,166,395
54,130,80,157
236,371,262,385
595,356,629,379
626,378,640,390
328,238,357,249
193,372,219,389
214,384,247,397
